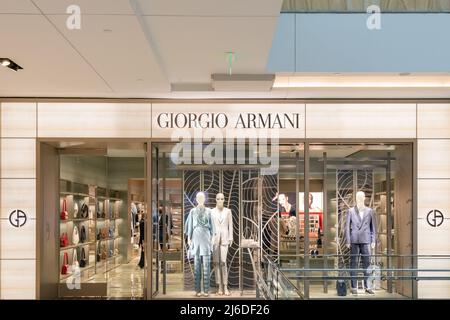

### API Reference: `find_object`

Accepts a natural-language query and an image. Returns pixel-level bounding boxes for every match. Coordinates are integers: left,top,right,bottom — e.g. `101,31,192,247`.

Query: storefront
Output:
0,100,449,299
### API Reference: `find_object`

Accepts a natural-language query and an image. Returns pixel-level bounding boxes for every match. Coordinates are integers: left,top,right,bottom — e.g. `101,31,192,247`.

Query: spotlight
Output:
0,58,23,71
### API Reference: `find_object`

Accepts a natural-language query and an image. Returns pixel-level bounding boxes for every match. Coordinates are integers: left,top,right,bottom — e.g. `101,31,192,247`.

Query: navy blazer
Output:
345,206,376,244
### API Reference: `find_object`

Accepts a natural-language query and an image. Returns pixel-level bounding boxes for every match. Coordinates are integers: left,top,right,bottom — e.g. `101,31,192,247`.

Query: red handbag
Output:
60,233,69,247
61,199,68,220
61,252,69,274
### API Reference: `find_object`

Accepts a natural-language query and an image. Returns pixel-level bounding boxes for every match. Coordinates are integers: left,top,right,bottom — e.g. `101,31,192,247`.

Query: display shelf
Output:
60,265,96,280
60,218,95,222
60,241,95,251
60,191,95,198
109,197,122,202
97,236,122,242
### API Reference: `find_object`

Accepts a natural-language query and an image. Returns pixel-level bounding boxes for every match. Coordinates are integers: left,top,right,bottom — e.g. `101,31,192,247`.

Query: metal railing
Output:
258,254,450,299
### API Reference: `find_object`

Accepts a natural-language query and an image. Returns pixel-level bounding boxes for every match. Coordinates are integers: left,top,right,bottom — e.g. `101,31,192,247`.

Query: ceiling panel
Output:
32,0,134,14
0,0,39,14
45,14,169,93
137,0,283,16
0,15,111,95
145,16,278,83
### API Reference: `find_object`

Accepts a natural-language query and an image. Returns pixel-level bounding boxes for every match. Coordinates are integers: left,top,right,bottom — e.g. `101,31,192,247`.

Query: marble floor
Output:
102,256,145,299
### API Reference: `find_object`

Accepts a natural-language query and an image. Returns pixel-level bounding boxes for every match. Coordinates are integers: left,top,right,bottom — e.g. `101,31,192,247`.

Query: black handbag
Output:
80,247,87,268
80,225,87,243
336,279,347,296
80,202,89,219
96,246,101,262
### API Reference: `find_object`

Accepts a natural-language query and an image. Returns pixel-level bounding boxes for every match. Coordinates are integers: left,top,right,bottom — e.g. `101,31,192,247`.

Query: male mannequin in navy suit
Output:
346,191,376,295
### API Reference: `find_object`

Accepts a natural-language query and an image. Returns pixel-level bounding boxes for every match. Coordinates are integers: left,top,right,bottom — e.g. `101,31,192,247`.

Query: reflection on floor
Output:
99,256,145,299
309,285,407,299
155,271,256,299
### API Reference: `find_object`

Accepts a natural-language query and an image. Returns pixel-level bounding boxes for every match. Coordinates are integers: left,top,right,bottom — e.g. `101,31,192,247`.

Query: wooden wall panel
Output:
306,104,416,138
418,104,450,138
1,103,36,138
418,139,450,179
418,259,450,299
0,179,36,220
0,139,36,178
37,103,151,138
418,219,450,255
0,259,36,299
0,219,36,259
418,180,450,220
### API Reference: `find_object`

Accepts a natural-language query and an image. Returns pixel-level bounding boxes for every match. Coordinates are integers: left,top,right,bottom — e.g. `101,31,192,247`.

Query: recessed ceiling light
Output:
0,58,22,71
103,29,113,33
1,59,11,67
399,72,411,76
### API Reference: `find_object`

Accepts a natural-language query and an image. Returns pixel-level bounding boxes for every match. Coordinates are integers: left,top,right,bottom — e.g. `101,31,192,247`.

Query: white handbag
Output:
72,225,80,245
73,202,79,218
72,248,79,267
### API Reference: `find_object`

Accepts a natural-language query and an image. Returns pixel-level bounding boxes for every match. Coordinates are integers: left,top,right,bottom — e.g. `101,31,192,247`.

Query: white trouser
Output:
213,243,229,286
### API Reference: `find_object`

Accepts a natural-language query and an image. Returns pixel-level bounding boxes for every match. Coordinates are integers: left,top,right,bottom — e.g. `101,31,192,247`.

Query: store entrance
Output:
151,143,282,299
38,141,148,299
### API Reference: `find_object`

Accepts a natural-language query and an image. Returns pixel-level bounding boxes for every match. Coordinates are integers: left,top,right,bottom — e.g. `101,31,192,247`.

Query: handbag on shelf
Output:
72,248,79,268
109,249,113,258
80,225,86,243
60,199,68,220
96,230,101,241
80,247,87,268
61,252,69,275
336,278,347,296
101,228,108,239
72,225,80,245
60,233,69,247
114,248,119,256
109,227,113,238
73,202,79,219
80,202,89,219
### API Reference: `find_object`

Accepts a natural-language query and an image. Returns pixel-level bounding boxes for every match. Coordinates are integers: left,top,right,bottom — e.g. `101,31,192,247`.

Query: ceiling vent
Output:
211,74,275,91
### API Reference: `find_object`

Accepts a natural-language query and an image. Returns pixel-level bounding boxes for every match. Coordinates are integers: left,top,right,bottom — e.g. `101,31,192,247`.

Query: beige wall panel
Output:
418,104,450,138
0,179,36,219
418,139,450,179
152,103,305,139
418,179,450,220
418,259,450,299
0,259,36,299
0,219,36,259
37,103,151,138
418,218,450,255
1,103,37,138
305,104,416,138
0,139,36,178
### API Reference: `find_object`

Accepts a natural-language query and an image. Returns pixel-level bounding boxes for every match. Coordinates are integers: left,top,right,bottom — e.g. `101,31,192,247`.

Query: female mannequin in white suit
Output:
211,193,233,296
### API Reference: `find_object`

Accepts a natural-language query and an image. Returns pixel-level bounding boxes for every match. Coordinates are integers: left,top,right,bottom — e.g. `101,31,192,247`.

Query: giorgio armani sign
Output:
152,103,305,138
157,112,301,129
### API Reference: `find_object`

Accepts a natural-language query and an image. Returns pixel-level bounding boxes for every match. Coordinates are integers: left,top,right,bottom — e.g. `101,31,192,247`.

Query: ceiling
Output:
0,0,449,99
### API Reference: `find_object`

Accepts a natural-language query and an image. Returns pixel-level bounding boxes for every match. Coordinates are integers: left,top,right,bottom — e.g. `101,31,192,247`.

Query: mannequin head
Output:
196,192,206,207
278,193,288,207
216,193,225,210
356,191,366,208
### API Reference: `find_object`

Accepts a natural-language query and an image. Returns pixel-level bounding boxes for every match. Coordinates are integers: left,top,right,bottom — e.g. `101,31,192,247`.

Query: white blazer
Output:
211,207,233,246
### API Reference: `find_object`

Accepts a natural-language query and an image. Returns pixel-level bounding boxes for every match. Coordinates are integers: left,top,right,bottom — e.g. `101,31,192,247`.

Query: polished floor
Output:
98,256,145,299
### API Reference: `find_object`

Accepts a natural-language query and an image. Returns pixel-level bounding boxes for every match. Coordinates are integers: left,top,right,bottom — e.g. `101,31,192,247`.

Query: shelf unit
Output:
59,180,125,286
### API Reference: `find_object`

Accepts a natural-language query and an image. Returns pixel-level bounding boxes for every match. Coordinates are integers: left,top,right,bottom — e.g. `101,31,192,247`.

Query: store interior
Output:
38,141,413,299
39,141,147,299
